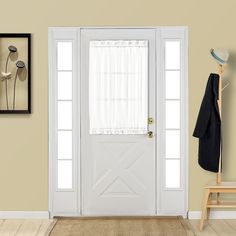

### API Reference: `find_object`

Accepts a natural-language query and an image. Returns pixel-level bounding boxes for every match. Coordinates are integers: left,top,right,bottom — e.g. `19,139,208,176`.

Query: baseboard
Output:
188,210,236,219
0,211,49,219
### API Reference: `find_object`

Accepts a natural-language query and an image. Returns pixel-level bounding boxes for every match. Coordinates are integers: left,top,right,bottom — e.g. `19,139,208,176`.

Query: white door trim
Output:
48,28,79,216
48,26,188,217
157,27,188,215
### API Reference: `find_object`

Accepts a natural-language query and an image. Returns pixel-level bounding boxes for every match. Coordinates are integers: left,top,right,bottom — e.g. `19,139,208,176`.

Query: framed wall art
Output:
0,33,31,113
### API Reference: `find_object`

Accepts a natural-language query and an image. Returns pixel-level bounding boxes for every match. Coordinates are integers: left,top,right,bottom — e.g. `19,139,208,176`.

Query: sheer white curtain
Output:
89,40,148,134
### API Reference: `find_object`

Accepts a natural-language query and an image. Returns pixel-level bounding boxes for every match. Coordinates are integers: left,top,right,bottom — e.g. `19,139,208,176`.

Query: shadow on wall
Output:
18,67,27,82
9,51,18,62
222,50,236,178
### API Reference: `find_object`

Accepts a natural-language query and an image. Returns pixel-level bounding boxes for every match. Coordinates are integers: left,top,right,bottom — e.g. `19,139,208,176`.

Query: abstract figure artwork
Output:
0,34,31,113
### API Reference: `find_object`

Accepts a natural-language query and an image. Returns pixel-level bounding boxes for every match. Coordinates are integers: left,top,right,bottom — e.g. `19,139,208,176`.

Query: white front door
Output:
81,29,156,215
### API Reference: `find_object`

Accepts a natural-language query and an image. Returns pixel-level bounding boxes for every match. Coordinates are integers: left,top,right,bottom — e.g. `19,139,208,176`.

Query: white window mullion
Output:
49,28,78,215
56,41,73,191
159,27,188,215
164,39,181,189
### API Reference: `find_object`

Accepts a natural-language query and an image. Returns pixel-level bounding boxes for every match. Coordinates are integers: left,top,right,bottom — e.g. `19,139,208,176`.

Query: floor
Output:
0,219,56,236
1,219,236,235
188,219,236,235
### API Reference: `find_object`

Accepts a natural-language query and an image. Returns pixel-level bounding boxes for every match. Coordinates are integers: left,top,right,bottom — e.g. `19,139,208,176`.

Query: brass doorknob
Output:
147,131,154,138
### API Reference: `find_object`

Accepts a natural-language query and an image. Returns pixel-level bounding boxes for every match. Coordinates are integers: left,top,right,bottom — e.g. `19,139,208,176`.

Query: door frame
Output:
48,26,188,218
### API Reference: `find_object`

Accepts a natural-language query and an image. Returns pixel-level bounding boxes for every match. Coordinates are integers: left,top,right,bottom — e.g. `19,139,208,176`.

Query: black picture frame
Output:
0,33,31,114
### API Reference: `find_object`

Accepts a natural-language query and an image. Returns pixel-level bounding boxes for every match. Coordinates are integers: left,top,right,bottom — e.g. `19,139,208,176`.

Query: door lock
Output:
148,117,154,124
147,131,154,138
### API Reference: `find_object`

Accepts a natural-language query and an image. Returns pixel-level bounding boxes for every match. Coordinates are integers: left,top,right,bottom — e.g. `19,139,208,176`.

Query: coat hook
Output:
222,82,230,91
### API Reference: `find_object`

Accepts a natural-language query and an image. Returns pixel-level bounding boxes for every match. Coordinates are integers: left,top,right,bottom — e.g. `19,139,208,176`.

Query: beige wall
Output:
0,0,236,211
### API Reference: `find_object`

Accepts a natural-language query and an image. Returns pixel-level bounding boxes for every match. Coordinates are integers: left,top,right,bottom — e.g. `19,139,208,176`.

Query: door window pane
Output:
89,40,148,134
166,130,180,158
165,71,180,99
58,101,72,129
165,41,180,70
166,160,180,188
58,131,72,159
57,160,72,189
165,101,180,129
57,72,72,100
57,42,72,70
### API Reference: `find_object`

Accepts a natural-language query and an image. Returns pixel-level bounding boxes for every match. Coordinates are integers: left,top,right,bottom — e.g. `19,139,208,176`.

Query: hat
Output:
210,48,229,65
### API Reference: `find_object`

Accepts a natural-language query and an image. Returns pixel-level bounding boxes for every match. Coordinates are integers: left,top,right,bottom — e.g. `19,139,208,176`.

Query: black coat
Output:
193,73,221,173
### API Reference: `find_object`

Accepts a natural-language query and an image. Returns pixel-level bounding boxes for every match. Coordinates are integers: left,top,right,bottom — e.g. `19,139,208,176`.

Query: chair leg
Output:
206,192,215,219
200,189,210,231
206,193,212,220
217,192,220,203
